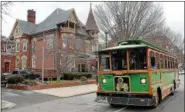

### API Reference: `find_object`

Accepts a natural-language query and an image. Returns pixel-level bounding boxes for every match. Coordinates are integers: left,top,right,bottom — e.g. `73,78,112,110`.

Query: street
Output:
2,75,184,112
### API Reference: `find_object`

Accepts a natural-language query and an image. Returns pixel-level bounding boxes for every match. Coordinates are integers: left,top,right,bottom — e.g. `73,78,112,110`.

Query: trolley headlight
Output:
140,78,146,84
102,79,107,84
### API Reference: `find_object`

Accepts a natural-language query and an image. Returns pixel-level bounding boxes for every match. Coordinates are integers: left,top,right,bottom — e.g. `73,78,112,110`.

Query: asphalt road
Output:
2,75,184,112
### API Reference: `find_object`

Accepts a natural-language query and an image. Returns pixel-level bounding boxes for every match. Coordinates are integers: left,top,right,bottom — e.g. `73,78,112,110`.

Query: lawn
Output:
48,80,78,84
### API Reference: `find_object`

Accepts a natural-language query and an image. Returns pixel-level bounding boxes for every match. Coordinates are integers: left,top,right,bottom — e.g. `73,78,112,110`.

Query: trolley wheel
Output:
109,103,122,108
153,95,159,108
170,85,175,95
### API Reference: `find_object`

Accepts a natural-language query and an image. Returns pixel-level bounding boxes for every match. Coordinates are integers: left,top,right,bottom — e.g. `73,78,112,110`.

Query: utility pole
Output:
105,32,108,48
42,32,45,83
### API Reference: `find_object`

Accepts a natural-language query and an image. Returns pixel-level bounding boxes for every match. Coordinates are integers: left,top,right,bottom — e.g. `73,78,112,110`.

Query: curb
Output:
1,100,16,110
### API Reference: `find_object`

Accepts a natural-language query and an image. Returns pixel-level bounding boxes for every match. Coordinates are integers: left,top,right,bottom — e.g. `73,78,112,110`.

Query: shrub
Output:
80,76,88,81
22,80,38,86
7,75,24,84
63,73,92,80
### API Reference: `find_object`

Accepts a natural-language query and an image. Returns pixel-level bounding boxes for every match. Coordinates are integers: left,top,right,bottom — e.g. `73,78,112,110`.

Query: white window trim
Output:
16,56,20,67
15,39,20,52
21,55,27,69
32,38,37,52
32,55,37,68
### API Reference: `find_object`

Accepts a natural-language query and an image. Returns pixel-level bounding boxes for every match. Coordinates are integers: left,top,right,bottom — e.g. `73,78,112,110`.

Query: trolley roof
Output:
97,39,176,58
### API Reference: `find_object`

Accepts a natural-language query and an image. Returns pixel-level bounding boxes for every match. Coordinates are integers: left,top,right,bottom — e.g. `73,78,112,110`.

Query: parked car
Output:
11,69,40,80
1,73,7,87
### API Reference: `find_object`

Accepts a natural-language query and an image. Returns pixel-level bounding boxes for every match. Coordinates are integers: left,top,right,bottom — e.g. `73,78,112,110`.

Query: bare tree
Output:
1,2,13,21
94,2,165,43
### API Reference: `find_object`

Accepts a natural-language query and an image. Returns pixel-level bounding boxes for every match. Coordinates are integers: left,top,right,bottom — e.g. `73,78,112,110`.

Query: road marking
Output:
114,106,127,112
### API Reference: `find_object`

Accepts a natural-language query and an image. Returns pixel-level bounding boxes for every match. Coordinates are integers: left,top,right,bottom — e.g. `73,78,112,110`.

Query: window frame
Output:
22,39,28,52
15,40,20,52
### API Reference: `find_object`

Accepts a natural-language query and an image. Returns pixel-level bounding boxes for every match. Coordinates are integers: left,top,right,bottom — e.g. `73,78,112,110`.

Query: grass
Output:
48,80,77,84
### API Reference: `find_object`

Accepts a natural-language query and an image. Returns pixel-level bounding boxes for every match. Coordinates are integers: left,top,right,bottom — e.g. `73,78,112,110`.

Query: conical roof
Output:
85,3,99,32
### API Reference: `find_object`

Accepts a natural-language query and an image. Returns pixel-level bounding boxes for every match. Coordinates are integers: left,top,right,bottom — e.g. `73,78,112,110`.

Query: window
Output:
16,40,20,52
22,39,27,52
21,56,27,69
69,39,72,48
164,56,167,69
129,48,147,70
16,56,20,67
85,41,89,52
160,54,164,69
46,34,54,49
150,51,156,69
155,53,159,69
32,38,37,52
62,33,68,48
32,55,36,68
111,50,127,70
76,38,83,51
168,57,171,69
1,43,6,52
99,53,110,71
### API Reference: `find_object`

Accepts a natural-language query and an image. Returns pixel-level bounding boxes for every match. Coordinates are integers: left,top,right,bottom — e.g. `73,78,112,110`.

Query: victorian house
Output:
1,36,15,73
9,4,99,78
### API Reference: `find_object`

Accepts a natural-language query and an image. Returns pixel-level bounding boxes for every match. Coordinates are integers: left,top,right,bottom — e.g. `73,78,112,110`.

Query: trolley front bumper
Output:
96,92,155,106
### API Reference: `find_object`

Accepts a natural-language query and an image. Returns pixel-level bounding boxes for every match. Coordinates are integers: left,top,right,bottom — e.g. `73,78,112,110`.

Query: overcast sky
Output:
2,2,184,39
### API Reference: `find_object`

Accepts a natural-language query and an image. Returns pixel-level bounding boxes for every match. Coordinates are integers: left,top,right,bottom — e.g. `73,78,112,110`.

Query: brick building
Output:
1,36,15,73
9,4,99,78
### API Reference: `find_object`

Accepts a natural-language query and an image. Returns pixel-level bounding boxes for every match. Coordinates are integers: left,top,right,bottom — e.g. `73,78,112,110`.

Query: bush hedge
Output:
22,80,38,86
7,75,24,84
63,73,92,80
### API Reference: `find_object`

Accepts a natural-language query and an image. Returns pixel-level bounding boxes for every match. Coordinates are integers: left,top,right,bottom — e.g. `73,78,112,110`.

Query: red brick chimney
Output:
27,9,36,23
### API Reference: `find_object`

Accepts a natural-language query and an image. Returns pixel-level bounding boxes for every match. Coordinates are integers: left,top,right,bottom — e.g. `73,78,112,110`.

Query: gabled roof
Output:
85,3,99,32
10,7,96,38
34,8,72,34
9,19,37,36
18,19,37,34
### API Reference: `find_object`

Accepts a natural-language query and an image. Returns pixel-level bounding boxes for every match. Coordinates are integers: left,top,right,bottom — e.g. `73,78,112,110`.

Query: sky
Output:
2,2,184,40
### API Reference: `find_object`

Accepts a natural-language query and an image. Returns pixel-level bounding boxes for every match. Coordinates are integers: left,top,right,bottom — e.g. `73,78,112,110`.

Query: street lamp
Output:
105,31,108,48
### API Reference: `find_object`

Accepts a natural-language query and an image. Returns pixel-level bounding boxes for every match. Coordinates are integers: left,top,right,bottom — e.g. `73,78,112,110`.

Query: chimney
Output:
27,9,36,23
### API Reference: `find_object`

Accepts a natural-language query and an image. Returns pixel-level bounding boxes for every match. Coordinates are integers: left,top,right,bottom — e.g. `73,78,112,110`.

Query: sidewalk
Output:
1,100,16,110
33,84,97,97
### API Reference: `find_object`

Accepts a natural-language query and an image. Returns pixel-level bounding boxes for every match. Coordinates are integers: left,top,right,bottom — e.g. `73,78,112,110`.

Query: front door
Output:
4,62,10,72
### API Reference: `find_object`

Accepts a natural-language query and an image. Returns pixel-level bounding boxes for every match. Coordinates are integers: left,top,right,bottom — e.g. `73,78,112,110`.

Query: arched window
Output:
32,38,37,52
15,39,20,52
21,55,27,69
32,55,36,68
16,56,20,68
22,39,28,52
